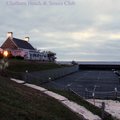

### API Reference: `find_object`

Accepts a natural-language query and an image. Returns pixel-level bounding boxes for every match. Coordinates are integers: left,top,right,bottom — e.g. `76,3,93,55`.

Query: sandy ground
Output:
88,99,120,119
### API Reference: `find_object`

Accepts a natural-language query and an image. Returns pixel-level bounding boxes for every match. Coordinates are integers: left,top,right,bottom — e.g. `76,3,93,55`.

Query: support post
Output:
101,102,105,119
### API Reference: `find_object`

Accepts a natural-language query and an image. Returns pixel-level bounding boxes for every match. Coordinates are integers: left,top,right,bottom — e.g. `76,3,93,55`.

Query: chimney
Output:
24,37,29,42
7,32,13,39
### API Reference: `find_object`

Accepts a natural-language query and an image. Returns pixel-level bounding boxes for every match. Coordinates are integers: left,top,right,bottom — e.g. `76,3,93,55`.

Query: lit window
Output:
3,51,8,57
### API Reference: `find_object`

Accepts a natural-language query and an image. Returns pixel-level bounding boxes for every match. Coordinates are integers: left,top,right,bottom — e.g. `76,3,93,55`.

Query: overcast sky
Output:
1,0,120,61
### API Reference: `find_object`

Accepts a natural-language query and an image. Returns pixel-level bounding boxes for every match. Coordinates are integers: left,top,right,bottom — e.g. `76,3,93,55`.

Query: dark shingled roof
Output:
12,38,35,50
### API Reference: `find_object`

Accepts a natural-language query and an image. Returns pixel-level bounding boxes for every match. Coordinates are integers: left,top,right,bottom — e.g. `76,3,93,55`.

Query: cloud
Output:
0,0,120,61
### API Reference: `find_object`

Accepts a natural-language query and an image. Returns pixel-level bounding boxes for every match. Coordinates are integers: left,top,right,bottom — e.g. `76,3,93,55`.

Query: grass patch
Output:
6,59,64,72
0,76,81,120
3,59,72,80
2,59,68,79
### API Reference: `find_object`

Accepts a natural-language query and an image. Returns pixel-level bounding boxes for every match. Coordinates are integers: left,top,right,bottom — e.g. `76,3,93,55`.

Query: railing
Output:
71,88,120,100
25,65,79,84
5,65,79,85
4,69,24,79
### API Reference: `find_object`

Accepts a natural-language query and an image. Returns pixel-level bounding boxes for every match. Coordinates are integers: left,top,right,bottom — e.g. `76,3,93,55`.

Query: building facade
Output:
0,32,56,61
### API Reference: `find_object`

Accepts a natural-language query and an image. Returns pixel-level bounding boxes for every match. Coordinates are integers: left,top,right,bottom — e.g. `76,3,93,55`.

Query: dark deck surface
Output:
43,70,120,99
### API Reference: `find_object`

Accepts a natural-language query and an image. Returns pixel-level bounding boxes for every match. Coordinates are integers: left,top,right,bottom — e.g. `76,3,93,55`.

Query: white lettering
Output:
7,1,27,5
64,1,75,6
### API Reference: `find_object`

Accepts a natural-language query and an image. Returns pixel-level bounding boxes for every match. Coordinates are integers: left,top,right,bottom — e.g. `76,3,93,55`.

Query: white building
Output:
0,32,56,61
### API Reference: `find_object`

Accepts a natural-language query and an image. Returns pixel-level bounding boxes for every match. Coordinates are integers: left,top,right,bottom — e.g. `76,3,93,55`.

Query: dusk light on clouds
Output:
1,0,120,61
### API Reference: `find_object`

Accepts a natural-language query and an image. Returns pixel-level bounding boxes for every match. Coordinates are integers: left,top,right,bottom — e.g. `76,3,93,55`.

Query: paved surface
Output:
43,70,120,99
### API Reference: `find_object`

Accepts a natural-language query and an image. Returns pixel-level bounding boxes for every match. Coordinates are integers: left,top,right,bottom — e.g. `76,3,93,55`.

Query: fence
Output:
70,87,120,100
24,65,79,85
85,90,120,100
5,69,24,79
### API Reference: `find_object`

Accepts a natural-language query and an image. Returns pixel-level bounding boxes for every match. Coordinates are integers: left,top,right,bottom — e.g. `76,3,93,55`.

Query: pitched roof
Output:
12,38,35,50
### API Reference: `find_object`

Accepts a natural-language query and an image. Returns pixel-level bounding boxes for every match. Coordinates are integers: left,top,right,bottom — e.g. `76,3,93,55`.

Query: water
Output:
57,61,120,65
